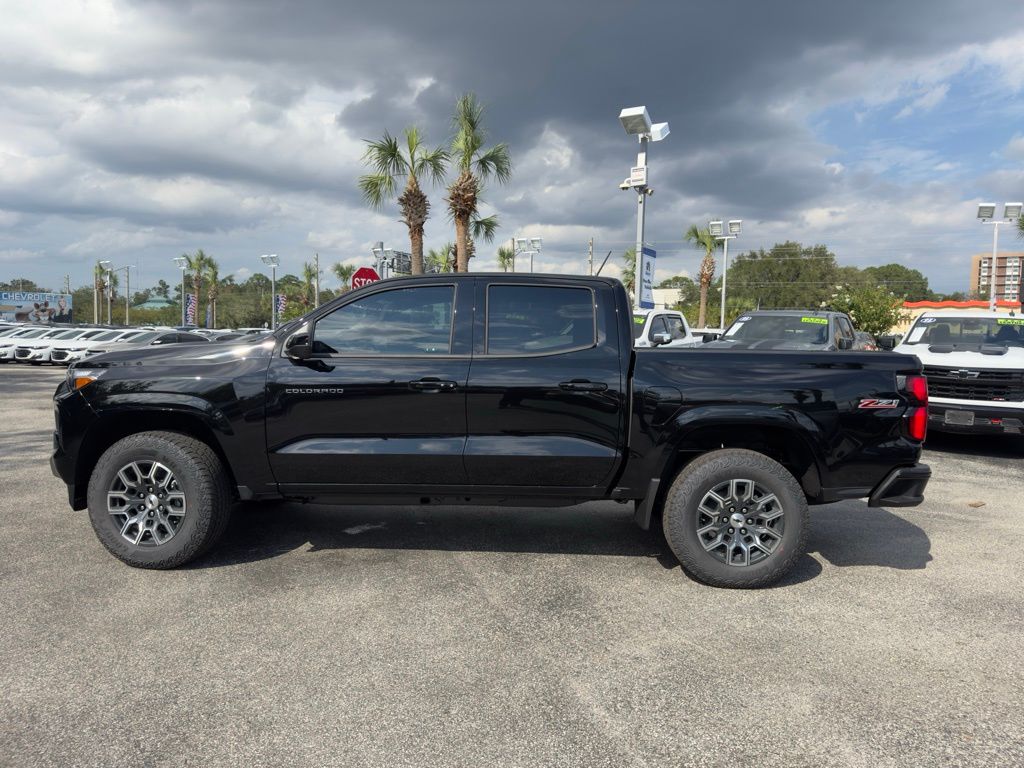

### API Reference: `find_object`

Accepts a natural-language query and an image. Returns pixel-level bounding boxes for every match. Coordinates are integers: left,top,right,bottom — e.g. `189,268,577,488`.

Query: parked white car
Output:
632,309,700,348
13,328,99,364
1,326,59,361
49,329,142,365
894,310,1024,435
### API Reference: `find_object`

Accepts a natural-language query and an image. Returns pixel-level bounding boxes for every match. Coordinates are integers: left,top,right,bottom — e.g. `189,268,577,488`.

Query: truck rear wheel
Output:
662,448,809,588
86,431,232,569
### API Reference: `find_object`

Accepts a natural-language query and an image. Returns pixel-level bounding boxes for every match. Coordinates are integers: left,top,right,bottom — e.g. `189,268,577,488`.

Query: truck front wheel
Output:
86,431,233,569
662,448,809,588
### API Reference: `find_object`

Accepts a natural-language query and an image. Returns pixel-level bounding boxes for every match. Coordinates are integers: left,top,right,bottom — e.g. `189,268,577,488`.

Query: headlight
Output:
67,367,104,391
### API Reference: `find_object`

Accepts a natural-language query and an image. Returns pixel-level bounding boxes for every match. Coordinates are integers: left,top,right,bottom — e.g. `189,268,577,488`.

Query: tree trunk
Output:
410,228,424,276
455,215,470,273
193,275,201,327
697,283,708,329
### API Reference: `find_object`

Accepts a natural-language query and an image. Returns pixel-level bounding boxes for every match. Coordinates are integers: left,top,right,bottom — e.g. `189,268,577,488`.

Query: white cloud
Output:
896,83,950,119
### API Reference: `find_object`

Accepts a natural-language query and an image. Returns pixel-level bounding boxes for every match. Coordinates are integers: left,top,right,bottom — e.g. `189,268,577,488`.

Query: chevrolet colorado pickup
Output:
52,274,931,588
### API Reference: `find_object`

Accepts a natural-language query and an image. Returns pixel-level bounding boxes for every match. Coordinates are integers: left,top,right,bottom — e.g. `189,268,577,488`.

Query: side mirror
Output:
284,328,313,360
702,333,720,343
877,335,898,350
837,336,853,350
651,332,671,346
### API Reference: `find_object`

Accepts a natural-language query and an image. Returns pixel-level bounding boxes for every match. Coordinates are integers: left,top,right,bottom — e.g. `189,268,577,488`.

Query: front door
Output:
265,281,472,493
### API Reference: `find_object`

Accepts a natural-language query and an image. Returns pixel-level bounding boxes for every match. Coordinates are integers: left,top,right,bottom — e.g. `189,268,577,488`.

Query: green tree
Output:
1018,213,1024,240
829,284,909,336
331,262,355,293
684,225,722,328
447,93,512,273
496,243,515,272
861,263,932,301
359,126,448,276
726,242,839,310
300,262,318,312
621,248,636,306
205,257,222,327
656,275,700,309
183,249,215,327
426,243,455,273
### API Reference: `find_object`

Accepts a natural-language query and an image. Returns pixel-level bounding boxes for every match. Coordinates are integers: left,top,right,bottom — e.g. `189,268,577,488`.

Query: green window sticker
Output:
997,317,1024,325
800,317,828,325
633,316,646,325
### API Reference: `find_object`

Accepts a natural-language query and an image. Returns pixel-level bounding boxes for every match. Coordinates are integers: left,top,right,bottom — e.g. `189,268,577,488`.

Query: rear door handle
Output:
409,378,458,392
559,379,608,392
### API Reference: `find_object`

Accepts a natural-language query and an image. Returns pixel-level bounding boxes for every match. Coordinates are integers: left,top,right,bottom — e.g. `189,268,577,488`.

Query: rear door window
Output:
486,285,595,355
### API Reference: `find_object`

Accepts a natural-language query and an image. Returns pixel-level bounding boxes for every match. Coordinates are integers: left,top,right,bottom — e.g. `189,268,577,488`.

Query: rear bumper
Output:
927,404,1024,435
868,464,930,508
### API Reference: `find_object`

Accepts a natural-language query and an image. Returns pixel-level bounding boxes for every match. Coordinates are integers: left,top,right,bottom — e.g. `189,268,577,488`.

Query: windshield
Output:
904,316,1024,347
632,314,647,339
14,328,49,339
115,330,146,342
119,331,159,344
91,330,124,342
723,314,830,344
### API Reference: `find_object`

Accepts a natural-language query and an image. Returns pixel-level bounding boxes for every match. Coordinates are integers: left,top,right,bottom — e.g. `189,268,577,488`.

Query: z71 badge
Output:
858,398,900,409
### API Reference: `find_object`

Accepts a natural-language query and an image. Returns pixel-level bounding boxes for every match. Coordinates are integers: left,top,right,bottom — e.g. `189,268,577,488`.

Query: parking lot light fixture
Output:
98,260,113,324
978,204,1021,310
173,256,188,326
260,254,279,329
513,237,543,272
710,218,742,331
619,105,669,308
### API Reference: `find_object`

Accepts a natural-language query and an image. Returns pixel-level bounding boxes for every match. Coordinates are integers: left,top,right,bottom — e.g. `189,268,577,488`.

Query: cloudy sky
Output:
2,0,1024,294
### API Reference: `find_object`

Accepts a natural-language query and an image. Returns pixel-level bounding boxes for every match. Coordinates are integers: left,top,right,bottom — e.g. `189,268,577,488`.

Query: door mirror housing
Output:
702,333,720,343
877,335,899,350
651,332,671,346
284,327,313,360
837,336,853,350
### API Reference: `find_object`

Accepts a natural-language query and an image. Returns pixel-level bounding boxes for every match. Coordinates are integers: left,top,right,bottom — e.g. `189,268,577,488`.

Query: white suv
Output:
894,310,1024,435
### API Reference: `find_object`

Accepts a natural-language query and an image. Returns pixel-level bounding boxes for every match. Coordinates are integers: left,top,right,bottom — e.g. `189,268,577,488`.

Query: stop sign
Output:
351,266,381,289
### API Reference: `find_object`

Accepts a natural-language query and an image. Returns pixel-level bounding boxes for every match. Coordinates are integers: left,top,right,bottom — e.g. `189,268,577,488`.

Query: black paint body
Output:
51,275,929,514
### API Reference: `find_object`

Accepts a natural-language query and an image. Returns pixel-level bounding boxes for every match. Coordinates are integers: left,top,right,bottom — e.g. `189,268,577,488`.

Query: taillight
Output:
904,373,928,441
907,374,928,404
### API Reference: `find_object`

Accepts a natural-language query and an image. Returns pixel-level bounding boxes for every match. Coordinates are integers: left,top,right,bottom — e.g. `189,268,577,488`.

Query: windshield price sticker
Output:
997,318,1024,325
907,327,926,342
633,316,646,325
800,317,828,325
725,322,745,336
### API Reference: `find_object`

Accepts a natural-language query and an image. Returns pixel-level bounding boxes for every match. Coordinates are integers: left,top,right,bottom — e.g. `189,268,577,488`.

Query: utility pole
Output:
63,274,70,294
314,252,320,308
588,238,594,276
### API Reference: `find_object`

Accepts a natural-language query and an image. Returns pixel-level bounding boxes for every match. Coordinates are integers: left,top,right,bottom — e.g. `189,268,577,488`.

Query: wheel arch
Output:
73,409,239,509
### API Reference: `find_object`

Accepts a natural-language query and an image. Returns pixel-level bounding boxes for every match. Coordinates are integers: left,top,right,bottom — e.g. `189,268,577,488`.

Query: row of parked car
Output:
632,307,884,351
0,323,271,365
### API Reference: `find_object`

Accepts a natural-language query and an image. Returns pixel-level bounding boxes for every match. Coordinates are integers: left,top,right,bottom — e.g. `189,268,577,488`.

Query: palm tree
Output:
184,249,214,326
300,262,318,311
332,262,355,293
205,257,221,328
684,226,722,328
426,243,455,273
621,248,636,305
1018,213,1024,239
496,243,515,272
446,93,512,273
359,127,448,275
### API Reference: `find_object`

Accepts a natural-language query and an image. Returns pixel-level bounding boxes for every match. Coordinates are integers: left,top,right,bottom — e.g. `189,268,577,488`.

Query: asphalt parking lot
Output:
1,364,1022,768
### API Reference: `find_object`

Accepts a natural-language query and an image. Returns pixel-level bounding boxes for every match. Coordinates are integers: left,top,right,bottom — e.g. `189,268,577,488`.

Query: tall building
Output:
969,252,1024,302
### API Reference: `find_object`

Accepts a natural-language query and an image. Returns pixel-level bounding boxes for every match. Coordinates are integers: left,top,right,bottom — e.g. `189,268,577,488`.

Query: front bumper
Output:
927,404,1024,435
868,464,931,507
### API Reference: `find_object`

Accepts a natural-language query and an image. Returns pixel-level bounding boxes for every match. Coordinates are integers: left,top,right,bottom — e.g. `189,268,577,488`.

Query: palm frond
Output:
362,131,407,177
471,214,499,243
474,143,512,184
416,145,449,186
358,172,397,210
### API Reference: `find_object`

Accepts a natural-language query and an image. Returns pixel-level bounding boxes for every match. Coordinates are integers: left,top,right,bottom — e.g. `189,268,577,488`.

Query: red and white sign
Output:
351,266,381,289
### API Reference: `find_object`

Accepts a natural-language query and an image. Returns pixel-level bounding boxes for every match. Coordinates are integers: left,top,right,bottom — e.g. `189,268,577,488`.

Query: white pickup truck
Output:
894,310,1024,435
632,308,700,348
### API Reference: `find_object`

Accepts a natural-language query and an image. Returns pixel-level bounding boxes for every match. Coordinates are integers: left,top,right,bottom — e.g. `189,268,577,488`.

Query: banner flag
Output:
184,293,196,325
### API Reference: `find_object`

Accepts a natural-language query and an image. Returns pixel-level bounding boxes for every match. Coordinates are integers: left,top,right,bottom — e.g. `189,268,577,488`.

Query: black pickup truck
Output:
51,274,930,588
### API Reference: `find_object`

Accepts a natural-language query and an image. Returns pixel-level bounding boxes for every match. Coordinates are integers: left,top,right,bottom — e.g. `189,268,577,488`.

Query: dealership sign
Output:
0,291,74,323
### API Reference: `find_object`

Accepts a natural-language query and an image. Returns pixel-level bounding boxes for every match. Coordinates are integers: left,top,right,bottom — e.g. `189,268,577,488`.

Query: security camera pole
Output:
618,106,669,309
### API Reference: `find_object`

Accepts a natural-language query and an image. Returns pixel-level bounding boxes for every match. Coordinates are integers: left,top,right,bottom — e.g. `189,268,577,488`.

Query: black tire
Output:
87,431,233,568
662,448,809,589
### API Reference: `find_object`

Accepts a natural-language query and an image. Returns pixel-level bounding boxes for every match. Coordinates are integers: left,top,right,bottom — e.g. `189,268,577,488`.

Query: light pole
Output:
514,237,543,272
98,260,112,323
261,254,279,329
710,219,742,330
173,256,188,326
979,203,1023,310
619,106,670,309
372,241,396,278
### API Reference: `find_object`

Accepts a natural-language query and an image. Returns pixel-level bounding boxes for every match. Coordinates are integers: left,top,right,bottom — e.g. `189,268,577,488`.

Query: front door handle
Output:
558,379,608,392
409,378,458,392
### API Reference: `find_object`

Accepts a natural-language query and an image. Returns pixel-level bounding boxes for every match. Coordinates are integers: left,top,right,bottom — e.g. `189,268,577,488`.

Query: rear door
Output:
464,279,624,489
265,280,473,491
